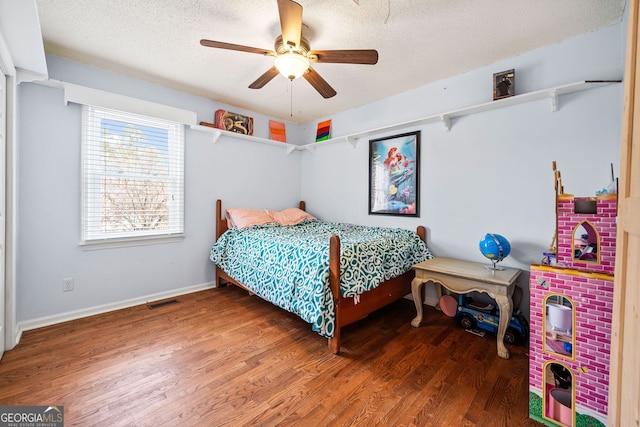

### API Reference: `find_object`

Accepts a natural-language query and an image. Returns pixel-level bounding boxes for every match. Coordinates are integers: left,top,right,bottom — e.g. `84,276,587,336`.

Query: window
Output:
82,105,184,244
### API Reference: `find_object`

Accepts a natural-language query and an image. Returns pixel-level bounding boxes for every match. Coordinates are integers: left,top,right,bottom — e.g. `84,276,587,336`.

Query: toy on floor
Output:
529,161,617,426
452,293,529,344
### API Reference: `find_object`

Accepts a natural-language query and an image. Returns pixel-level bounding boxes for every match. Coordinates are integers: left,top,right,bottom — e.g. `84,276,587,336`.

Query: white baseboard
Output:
12,328,22,350
15,283,436,348
403,293,439,307
424,296,439,307
16,281,217,339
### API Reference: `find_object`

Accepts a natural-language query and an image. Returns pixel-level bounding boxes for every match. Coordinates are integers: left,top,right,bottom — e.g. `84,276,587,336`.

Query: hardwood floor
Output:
0,287,541,426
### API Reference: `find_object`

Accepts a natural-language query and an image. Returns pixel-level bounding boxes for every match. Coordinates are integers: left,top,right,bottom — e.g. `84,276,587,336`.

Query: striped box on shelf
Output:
315,119,331,142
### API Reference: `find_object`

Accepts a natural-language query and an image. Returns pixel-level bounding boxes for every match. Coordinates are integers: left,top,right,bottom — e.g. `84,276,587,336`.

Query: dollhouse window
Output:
574,197,597,214
543,294,575,361
572,221,600,263
543,361,574,426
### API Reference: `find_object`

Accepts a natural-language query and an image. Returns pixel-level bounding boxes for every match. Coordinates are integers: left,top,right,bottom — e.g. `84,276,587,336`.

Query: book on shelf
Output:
315,119,331,142
269,120,287,143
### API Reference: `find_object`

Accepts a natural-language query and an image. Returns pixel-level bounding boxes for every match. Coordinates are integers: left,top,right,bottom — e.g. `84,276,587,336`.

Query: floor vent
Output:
148,298,180,309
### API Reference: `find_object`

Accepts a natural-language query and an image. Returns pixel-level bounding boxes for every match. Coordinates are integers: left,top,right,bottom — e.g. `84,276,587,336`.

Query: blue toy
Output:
455,294,529,344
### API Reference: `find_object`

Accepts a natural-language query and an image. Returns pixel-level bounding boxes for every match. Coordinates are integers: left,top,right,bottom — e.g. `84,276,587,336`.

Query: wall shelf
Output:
191,80,621,154
303,80,621,152
190,124,299,155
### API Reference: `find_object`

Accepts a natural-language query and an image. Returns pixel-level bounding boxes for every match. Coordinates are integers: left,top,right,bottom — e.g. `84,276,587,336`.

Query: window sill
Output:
80,234,185,250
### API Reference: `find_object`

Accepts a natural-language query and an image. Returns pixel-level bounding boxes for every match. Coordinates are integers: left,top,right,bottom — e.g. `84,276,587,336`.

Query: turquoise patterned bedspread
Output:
210,220,433,338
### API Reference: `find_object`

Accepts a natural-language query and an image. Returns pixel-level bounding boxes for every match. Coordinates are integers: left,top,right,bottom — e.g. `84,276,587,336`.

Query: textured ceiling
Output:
35,0,626,124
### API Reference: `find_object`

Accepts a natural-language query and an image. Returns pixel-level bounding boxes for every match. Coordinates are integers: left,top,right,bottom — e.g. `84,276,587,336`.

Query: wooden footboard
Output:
213,199,425,354
327,227,425,354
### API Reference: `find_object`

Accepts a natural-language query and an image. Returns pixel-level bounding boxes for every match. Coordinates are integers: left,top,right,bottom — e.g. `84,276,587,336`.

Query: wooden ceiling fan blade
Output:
200,39,275,56
303,67,337,99
249,66,280,89
308,49,379,64
277,0,302,49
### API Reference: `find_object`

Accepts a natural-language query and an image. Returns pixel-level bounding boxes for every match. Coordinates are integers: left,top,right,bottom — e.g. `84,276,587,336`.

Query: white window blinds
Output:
82,105,184,243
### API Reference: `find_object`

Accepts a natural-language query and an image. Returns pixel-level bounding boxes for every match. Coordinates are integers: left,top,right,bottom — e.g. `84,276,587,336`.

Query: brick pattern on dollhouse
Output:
556,194,617,274
529,192,616,427
529,267,614,425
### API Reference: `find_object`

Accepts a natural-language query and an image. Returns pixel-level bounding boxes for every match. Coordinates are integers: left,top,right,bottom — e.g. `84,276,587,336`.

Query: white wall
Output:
16,57,302,326
299,24,625,310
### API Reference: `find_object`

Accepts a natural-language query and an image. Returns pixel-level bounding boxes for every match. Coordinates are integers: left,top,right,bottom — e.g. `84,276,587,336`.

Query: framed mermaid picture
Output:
368,131,420,216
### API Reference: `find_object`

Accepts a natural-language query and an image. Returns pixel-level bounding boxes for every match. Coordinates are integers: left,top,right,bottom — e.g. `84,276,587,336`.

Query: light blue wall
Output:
299,24,625,308
16,18,625,325
17,57,302,324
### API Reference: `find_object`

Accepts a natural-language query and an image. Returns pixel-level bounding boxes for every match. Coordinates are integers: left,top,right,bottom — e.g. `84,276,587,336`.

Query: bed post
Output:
328,234,341,354
299,201,306,211
215,199,223,240
215,199,229,288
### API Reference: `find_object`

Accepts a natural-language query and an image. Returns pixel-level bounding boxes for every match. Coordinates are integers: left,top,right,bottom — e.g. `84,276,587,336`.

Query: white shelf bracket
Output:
440,114,451,131
285,145,297,155
549,89,559,112
304,145,317,154
211,129,222,144
345,136,357,148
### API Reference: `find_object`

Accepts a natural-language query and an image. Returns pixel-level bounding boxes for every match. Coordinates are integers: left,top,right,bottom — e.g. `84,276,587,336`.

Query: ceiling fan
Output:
200,0,378,99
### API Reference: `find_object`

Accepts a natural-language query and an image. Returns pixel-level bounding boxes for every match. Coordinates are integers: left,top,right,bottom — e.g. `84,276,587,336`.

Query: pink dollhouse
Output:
529,191,616,427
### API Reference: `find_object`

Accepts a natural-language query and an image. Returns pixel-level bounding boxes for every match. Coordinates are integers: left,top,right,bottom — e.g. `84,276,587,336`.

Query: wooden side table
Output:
411,257,522,359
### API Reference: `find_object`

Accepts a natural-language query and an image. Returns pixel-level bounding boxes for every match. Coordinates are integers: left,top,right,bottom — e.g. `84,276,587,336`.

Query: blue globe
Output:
479,233,511,263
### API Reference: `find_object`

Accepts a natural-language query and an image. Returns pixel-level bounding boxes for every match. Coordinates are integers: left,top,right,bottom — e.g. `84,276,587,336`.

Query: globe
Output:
479,233,511,270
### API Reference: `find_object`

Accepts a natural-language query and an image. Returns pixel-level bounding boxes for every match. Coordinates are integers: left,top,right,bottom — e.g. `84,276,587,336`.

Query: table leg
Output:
494,294,513,359
411,278,425,327
435,283,443,311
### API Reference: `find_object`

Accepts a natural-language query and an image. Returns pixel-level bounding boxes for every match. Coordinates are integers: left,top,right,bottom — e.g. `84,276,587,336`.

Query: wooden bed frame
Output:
214,199,426,354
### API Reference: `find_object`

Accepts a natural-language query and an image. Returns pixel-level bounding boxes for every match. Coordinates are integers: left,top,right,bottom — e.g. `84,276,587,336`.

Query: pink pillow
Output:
271,208,316,226
226,208,275,229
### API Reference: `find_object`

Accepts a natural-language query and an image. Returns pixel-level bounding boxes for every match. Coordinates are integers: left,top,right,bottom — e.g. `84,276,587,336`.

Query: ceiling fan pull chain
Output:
384,0,391,24
290,80,294,117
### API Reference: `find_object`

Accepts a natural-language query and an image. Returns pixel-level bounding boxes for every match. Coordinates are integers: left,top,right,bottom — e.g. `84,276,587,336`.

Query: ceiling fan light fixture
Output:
274,53,310,80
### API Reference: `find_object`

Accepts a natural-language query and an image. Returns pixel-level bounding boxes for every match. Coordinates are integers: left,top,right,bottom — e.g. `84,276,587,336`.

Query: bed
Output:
210,199,433,353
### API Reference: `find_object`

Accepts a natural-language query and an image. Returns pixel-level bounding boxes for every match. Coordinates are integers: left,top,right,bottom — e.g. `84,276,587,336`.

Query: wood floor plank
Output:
0,286,541,426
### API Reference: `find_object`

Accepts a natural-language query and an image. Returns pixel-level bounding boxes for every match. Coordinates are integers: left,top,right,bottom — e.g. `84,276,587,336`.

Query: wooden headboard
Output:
215,199,228,240
215,199,306,240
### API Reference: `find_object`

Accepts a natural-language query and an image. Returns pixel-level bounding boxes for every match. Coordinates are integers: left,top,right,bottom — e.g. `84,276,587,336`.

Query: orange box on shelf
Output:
269,120,286,142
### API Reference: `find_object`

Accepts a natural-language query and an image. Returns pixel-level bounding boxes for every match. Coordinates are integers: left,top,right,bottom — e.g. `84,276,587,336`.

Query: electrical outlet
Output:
63,277,74,292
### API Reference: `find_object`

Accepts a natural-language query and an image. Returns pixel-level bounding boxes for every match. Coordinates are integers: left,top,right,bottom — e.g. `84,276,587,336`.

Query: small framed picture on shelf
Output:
493,69,515,100
214,109,254,135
